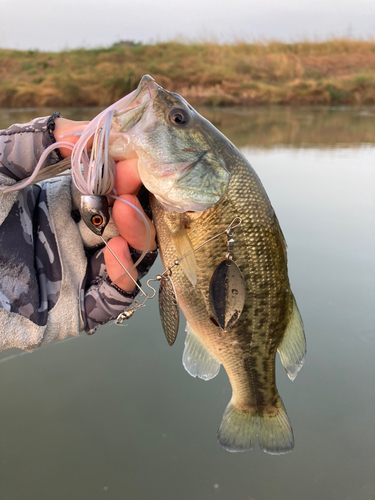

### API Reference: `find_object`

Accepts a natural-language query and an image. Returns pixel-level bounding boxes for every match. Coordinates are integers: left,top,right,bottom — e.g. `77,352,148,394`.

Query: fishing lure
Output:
208,224,246,330
0,77,247,346
115,217,244,347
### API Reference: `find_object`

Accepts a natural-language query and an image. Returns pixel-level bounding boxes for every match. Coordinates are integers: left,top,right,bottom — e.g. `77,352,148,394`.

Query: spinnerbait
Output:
114,217,243,347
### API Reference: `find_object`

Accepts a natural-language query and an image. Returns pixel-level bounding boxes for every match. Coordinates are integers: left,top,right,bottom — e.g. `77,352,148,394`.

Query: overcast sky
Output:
1,0,374,51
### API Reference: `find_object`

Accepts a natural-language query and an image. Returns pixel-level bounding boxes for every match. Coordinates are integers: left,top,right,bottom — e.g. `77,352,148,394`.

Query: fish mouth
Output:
138,74,160,97
127,75,159,108
112,75,160,134
113,75,159,120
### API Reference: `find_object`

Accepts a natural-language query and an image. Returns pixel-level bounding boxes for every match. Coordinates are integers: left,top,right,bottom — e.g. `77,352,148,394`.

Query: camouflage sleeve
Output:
0,115,65,336
0,113,158,346
83,246,158,334
0,113,63,181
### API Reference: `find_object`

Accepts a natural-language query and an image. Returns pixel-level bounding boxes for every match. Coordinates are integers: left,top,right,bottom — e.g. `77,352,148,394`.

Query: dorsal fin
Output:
182,322,220,380
277,297,306,381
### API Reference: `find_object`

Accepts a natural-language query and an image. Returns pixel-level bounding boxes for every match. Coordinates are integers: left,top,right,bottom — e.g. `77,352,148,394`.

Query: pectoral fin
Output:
277,297,306,381
182,322,220,380
172,226,197,286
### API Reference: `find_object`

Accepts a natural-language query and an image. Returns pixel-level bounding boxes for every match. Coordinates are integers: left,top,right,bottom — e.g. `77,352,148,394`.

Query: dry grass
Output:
1,39,375,107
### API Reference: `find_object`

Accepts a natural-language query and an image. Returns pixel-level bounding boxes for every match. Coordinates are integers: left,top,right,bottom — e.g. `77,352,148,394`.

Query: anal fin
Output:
278,296,306,381
182,322,220,381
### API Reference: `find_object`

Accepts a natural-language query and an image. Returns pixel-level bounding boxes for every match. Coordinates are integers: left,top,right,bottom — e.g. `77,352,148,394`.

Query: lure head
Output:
80,195,110,236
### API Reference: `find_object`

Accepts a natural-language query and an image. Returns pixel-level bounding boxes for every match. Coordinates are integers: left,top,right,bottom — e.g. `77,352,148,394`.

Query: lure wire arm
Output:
161,216,242,275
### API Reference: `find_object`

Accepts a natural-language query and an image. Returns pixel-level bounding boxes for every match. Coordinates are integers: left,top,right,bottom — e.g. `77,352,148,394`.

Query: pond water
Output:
0,106,374,500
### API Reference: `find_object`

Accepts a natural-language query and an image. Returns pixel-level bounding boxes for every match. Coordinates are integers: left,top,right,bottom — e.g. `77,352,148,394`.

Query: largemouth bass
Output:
112,76,306,454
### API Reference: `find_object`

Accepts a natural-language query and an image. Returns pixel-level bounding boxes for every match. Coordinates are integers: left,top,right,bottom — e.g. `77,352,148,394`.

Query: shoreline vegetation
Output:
1,39,375,108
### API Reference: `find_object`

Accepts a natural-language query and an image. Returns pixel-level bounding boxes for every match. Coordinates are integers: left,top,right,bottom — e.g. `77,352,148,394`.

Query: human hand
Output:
53,117,90,157
54,118,156,294
104,157,157,292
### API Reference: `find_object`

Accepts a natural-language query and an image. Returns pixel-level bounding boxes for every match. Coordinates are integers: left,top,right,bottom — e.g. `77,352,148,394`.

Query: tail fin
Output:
217,397,294,455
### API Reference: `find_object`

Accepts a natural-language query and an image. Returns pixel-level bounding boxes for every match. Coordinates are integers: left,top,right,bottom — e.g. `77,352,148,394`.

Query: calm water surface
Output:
0,107,374,500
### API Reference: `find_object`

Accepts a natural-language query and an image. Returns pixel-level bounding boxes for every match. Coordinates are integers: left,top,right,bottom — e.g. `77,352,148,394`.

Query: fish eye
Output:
168,108,189,126
91,214,104,226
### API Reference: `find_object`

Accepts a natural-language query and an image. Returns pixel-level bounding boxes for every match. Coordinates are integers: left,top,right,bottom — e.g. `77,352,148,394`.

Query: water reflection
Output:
202,106,375,148
1,105,375,148
0,107,374,500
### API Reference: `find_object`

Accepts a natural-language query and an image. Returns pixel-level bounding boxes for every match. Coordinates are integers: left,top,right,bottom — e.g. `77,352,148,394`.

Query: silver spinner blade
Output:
209,259,246,331
158,275,179,346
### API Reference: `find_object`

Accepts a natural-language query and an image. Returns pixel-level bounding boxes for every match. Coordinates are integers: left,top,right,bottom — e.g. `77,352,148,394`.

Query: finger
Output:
112,194,157,252
54,118,90,157
104,236,138,292
113,158,142,195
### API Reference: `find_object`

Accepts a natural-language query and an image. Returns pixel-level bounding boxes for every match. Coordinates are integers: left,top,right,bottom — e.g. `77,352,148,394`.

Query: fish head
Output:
111,76,231,213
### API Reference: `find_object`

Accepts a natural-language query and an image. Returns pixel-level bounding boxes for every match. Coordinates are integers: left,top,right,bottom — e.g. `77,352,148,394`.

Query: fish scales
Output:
151,145,291,408
111,75,305,453
150,133,303,454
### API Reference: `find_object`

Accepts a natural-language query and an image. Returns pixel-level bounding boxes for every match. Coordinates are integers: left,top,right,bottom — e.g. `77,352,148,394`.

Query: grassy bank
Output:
1,39,375,107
